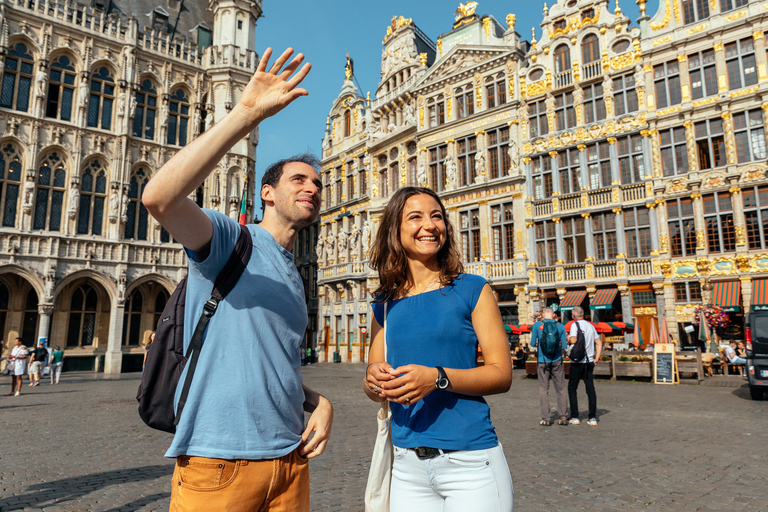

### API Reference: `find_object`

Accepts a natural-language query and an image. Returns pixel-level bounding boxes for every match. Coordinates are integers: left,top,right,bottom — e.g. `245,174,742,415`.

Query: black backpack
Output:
540,321,561,359
137,225,253,433
570,321,589,363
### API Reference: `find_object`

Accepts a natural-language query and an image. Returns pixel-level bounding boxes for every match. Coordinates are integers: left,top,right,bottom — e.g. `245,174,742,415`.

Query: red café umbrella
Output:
649,317,660,345
518,324,532,333
595,322,614,334
565,320,597,332
611,321,627,329
506,324,523,335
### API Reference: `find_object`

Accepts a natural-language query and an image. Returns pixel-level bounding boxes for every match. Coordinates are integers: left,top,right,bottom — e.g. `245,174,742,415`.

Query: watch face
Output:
437,377,449,389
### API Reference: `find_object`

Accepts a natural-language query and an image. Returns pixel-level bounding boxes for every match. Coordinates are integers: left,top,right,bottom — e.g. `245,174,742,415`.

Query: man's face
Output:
263,162,322,229
15,339,22,347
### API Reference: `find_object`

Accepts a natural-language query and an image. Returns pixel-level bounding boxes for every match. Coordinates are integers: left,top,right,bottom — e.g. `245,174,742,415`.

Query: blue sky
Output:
252,0,646,217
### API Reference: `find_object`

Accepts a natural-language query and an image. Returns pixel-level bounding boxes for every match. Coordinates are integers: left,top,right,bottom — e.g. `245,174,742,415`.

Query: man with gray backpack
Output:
530,307,568,426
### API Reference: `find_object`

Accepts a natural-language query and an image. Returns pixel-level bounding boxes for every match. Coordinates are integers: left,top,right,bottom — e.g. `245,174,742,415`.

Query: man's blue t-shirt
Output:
371,274,498,451
530,319,568,363
165,209,307,460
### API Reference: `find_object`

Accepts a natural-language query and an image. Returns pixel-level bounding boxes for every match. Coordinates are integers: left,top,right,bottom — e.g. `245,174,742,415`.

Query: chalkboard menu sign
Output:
654,343,678,385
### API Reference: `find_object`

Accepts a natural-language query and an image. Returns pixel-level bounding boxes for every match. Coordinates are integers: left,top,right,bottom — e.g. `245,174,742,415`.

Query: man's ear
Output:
261,183,274,206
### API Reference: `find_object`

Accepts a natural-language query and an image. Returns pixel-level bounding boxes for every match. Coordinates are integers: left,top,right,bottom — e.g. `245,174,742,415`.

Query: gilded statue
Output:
506,14,516,31
345,54,353,83
453,2,479,28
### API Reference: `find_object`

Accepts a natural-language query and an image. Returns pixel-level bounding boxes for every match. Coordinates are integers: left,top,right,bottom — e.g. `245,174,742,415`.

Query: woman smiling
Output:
363,187,514,511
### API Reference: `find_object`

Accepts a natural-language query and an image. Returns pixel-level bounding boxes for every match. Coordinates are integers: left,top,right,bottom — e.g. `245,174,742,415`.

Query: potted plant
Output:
614,351,653,377
692,304,729,353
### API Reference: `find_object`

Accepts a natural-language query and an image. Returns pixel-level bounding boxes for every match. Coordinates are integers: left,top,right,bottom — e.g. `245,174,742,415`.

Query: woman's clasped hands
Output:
366,362,439,406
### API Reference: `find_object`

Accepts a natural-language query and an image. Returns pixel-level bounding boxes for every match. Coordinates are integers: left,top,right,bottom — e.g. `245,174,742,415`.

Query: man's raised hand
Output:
234,47,311,126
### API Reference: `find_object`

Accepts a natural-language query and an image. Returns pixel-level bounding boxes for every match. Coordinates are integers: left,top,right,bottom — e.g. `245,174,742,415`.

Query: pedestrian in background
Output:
530,307,568,426
364,187,514,511
568,307,601,426
28,341,48,386
7,338,28,396
49,346,64,385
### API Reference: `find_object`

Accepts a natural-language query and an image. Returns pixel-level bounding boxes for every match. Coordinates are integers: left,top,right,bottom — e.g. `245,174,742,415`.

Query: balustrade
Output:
564,264,585,281
555,70,573,88
534,200,553,216
621,184,646,203
582,61,602,81
559,194,581,212
594,262,617,279
539,268,557,284
627,258,654,277
588,189,613,207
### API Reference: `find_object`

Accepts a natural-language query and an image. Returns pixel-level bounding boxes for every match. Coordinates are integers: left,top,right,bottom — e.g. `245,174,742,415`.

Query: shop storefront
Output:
559,290,588,323
712,280,744,344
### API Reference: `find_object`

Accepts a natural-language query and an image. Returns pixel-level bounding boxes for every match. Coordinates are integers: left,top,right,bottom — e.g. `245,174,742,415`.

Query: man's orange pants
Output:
169,448,309,511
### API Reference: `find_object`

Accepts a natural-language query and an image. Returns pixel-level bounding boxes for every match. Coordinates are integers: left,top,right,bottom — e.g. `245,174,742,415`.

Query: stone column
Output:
656,198,670,254
608,137,620,183
678,54,691,104
754,32,767,83
554,218,565,263
614,208,626,255
36,304,53,344
648,206,660,251
551,151,561,194
577,144,589,190
731,186,748,250
620,286,633,344
691,192,707,255
104,300,125,374
741,276,753,313
583,213,595,259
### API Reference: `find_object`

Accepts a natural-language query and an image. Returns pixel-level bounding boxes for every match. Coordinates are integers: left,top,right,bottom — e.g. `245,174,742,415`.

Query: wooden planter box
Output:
593,362,613,377
614,361,653,377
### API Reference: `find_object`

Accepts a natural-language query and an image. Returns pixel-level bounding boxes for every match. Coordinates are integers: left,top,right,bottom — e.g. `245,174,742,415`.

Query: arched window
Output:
554,45,571,75
167,89,190,146
22,288,38,344
122,289,143,346
124,167,149,240
0,283,8,348
33,152,66,232
67,284,97,347
87,67,115,130
77,159,107,236
153,290,169,327
582,35,600,64
45,55,76,121
1,143,23,227
0,43,34,112
344,109,351,137
132,80,158,140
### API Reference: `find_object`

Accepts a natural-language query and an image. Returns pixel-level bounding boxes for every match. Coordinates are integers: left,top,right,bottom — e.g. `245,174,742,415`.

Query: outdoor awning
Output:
712,280,742,312
589,288,618,310
752,279,768,311
559,290,587,311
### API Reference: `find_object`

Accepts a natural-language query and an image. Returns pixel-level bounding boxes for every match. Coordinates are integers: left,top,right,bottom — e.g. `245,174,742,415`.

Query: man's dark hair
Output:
260,152,321,210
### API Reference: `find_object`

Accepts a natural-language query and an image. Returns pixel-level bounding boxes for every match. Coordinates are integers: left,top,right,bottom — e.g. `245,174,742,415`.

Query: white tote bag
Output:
364,303,393,512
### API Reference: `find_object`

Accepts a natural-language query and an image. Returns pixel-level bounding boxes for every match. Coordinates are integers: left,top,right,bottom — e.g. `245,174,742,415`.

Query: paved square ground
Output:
0,364,766,511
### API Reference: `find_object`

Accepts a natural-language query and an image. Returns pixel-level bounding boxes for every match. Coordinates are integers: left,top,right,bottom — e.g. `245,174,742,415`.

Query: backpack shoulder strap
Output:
174,225,253,426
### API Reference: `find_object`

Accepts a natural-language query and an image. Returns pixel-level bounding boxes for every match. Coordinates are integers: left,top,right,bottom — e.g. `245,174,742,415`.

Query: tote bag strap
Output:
383,302,388,362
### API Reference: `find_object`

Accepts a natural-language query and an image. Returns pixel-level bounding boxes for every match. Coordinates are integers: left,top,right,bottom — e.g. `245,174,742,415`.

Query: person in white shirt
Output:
567,306,601,426
726,341,746,365
7,338,28,397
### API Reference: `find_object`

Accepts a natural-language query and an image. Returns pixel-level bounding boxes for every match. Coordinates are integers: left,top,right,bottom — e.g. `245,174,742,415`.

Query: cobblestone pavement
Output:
1,364,766,512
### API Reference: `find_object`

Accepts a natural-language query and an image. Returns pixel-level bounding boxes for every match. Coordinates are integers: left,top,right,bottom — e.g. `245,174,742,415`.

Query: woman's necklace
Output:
405,275,440,297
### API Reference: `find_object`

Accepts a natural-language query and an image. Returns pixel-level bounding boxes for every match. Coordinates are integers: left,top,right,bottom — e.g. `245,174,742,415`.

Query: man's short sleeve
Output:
184,209,241,281
569,324,578,339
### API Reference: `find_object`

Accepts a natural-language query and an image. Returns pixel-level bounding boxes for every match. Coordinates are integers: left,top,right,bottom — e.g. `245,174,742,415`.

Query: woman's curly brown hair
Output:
368,187,463,302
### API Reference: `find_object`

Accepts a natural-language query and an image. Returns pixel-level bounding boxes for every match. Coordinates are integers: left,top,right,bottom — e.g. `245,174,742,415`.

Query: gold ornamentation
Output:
556,267,564,282
673,260,698,278
419,107,424,127
730,86,759,98
660,260,672,277
651,0,672,30
525,203,532,218
612,188,620,204
724,11,747,23
437,38,443,58
447,97,452,119
710,257,738,275
736,254,751,272
656,105,683,116
383,16,414,43
552,197,559,213
420,53,428,67
696,257,711,275
526,221,535,227
692,97,717,108
617,261,626,275
652,259,661,276
454,2,479,28
577,144,586,151
687,24,709,35
483,17,491,41
552,217,561,223
506,14,516,30
607,137,617,144
714,43,724,52
690,193,702,200
634,307,657,316
696,230,706,249
611,52,635,71
529,269,535,284
736,224,746,245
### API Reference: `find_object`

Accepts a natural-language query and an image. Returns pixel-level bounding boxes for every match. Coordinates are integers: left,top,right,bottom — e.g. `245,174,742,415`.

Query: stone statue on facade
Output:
338,230,348,254
129,94,136,118
403,103,417,126
325,285,336,303
121,187,129,222
445,156,458,190
44,267,56,301
68,182,80,216
474,152,486,184
206,111,214,131
193,110,201,134
109,188,119,218
634,64,645,90
387,118,396,133
325,232,335,260
362,221,371,253
508,139,520,175
349,228,360,259
117,92,125,117
315,236,325,259
78,81,89,109
347,280,359,300
35,69,47,97
417,163,427,186
23,178,35,208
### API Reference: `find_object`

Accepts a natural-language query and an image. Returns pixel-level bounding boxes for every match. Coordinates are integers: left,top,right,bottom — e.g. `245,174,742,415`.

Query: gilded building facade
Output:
0,0,262,372
317,0,768,362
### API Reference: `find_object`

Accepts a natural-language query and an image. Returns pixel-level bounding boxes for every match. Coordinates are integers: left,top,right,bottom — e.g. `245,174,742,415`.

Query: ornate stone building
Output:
0,0,262,372
317,0,768,362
